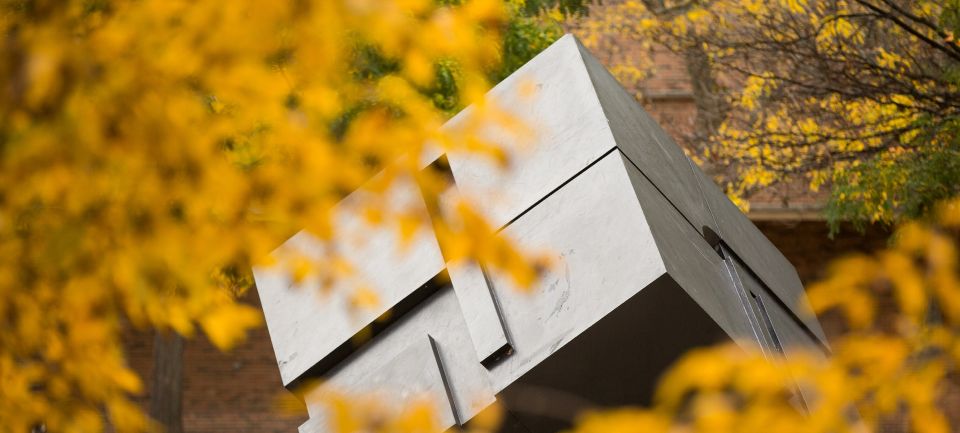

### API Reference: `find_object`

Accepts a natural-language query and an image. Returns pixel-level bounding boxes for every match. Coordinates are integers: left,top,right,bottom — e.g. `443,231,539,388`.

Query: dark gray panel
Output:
761,290,829,409
720,245,781,363
497,274,730,433
729,254,828,412
688,157,829,347
620,152,756,345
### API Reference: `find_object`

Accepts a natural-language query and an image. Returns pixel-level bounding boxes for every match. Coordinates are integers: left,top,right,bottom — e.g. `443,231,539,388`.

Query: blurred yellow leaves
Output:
564,199,960,433
198,302,264,351
286,382,507,433
0,0,537,430
572,409,670,433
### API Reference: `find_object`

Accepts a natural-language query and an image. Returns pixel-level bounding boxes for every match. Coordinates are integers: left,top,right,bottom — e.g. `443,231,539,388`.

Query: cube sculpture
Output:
253,35,831,433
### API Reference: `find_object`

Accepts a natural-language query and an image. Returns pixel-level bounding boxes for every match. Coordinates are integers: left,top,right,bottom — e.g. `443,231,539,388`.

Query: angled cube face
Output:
689,160,829,346
418,35,615,230
297,336,460,433
253,171,447,386
256,34,832,433
301,285,497,431
447,258,511,365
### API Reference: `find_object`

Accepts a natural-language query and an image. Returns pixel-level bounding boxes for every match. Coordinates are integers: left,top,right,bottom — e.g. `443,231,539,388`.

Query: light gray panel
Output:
484,152,668,393
253,172,446,386
354,336,457,427
619,152,757,346
303,286,496,425
687,158,829,347
448,258,511,364
430,169,512,364
298,416,320,433
430,34,618,229
573,37,716,237
299,336,456,432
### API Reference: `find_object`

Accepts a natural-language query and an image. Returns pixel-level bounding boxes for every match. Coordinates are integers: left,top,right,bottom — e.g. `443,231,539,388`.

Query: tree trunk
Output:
150,331,185,433
684,39,727,144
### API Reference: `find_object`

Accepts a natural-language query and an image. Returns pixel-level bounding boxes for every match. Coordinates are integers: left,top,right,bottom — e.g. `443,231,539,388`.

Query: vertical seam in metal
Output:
685,154,722,234
480,263,514,349
428,335,463,426
721,245,772,359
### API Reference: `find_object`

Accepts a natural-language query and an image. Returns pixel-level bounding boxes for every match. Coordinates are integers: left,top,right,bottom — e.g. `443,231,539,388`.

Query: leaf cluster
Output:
0,0,544,431
825,117,960,236
573,0,960,229
566,198,960,433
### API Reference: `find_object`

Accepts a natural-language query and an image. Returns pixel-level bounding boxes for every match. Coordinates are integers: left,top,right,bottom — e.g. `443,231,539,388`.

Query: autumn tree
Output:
570,0,960,235
0,0,555,431
138,2,568,432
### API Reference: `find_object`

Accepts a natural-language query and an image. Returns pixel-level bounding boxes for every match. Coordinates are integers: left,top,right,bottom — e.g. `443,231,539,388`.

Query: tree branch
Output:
855,0,960,62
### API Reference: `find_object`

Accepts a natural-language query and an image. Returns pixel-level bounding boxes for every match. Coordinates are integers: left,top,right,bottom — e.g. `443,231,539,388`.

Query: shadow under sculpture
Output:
252,34,831,433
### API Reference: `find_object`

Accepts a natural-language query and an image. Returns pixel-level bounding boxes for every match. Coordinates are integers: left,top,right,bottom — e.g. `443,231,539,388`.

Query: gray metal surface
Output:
425,34,618,230
253,171,446,386
720,244,780,363
727,253,828,411
687,158,830,347
448,258,511,365
301,285,496,427
482,151,668,392
620,152,756,345
255,34,833,433
297,336,457,433
427,164,513,365
574,38,717,237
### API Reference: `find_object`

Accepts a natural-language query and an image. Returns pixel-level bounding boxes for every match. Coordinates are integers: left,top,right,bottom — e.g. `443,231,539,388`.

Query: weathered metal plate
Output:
687,158,829,347
302,285,496,426
253,172,446,386
574,38,717,237
426,35,618,230
297,336,456,433
620,152,756,345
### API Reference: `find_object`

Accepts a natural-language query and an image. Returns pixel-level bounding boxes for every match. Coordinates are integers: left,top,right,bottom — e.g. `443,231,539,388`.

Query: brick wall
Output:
122,292,309,433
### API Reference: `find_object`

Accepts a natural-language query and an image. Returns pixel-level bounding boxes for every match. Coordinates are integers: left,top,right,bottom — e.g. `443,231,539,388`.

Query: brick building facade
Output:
120,39,896,433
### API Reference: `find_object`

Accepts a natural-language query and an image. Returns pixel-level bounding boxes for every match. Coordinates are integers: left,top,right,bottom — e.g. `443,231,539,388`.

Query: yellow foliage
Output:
0,0,538,430
561,199,960,433
568,0,952,211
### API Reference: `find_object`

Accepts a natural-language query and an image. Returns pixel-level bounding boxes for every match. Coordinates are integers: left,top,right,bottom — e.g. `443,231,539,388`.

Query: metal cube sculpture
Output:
253,35,831,433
